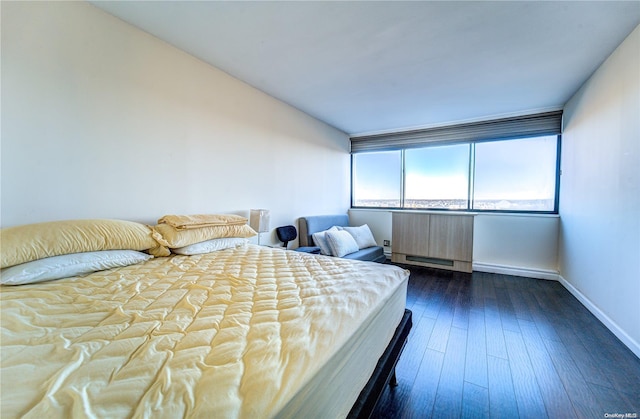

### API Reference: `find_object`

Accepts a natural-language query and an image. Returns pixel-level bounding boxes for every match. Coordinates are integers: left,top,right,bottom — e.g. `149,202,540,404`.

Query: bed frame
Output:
348,309,413,418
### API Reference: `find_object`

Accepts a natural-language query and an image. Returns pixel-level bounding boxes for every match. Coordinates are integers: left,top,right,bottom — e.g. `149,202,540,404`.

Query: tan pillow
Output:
153,223,257,249
0,219,167,269
157,214,248,230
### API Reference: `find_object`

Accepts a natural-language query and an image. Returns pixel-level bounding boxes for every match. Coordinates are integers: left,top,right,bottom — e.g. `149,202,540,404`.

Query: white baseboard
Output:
472,262,560,281
557,275,640,359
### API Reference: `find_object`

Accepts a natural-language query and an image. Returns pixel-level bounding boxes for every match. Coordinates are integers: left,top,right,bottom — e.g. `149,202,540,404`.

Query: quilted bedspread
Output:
0,245,408,418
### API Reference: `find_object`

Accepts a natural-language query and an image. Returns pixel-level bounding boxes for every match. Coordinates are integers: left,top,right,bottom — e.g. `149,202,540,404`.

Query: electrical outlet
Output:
383,240,391,247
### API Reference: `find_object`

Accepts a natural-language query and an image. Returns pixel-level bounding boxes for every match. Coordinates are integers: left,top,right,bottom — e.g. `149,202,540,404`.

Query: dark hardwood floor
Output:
372,265,640,418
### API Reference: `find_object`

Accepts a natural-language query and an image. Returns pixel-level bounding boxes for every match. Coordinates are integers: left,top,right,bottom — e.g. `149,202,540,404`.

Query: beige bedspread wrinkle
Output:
0,245,408,419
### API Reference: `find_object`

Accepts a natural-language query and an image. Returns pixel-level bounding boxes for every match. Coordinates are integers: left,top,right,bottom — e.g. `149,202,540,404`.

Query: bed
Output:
0,218,411,418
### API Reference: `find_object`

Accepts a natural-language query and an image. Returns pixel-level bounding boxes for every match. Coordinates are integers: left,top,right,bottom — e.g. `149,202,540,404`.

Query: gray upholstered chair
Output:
298,214,386,263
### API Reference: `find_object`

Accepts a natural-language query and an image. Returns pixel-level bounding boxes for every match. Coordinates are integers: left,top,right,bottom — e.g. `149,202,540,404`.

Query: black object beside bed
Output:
349,309,413,418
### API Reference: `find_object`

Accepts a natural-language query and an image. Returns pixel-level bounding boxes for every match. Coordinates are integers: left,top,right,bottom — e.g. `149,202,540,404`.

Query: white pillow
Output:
312,226,340,256
0,250,152,285
172,237,249,255
340,224,378,249
325,230,359,258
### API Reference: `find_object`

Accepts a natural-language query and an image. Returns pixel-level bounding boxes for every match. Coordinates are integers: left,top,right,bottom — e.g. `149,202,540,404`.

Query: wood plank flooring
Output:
372,265,640,418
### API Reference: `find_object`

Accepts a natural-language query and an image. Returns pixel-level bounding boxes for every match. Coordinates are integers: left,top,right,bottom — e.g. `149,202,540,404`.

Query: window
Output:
405,144,470,210
351,135,560,213
352,150,402,207
473,136,558,211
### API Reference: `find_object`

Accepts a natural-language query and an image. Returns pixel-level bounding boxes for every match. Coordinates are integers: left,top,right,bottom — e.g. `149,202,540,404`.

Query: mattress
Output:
1,245,409,418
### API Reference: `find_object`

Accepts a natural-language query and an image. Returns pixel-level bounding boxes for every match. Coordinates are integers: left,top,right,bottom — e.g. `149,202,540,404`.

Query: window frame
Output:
350,134,561,214
350,149,404,209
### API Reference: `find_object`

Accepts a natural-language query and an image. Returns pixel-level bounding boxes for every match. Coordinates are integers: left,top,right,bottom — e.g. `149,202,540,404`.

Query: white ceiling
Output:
90,1,640,136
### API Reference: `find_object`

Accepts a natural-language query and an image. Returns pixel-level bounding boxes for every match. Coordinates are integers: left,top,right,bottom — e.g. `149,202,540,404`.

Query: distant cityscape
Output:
353,199,554,211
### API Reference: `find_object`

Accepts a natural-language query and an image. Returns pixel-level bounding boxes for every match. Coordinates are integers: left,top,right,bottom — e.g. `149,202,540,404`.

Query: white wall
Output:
559,25,640,356
0,1,350,246
349,209,559,278
473,214,558,279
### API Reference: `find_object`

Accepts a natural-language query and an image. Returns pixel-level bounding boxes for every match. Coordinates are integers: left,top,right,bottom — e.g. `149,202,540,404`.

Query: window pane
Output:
405,144,470,210
352,151,402,207
473,135,558,211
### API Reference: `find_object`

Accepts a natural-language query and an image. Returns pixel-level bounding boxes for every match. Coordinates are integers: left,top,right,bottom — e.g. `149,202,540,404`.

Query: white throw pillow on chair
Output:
325,230,359,257
312,226,340,256
340,224,377,249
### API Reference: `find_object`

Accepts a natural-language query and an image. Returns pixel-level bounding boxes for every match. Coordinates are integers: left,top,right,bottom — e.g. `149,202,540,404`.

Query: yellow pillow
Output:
0,219,168,269
153,223,257,249
157,214,248,230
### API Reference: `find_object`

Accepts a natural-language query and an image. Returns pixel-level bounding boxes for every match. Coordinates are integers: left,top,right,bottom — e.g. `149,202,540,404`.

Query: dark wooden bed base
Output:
348,309,413,419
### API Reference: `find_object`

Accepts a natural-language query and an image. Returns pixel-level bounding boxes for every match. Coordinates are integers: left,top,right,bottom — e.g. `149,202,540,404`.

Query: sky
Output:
404,143,469,200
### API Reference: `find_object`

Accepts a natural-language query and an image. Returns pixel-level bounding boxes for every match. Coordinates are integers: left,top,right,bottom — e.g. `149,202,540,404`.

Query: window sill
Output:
349,207,560,218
